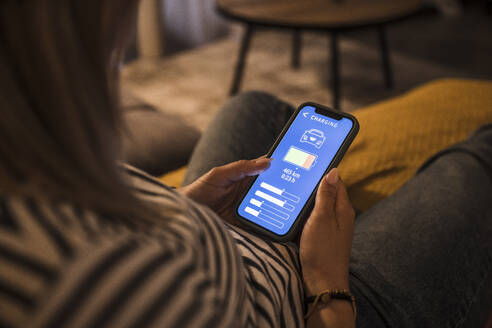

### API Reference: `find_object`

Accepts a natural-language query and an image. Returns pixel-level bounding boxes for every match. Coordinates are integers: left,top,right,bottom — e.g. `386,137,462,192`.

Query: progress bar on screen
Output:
254,190,294,211
260,182,300,203
249,198,289,220
244,206,284,228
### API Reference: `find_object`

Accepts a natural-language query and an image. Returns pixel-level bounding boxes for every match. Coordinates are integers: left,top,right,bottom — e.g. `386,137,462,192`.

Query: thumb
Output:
205,156,273,187
312,168,340,216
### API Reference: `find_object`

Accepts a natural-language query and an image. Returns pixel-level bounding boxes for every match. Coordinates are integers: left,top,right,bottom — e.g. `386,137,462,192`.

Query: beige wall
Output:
137,0,164,58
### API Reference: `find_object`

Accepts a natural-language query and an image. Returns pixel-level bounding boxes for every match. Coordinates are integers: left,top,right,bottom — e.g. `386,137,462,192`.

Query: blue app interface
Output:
237,106,353,236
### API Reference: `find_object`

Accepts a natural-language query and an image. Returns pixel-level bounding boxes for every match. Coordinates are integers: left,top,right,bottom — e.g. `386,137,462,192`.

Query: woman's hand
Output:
300,168,355,295
178,156,272,225
300,168,356,328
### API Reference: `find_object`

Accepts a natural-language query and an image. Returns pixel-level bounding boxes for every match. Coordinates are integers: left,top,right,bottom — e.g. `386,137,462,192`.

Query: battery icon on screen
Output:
283,146,317,170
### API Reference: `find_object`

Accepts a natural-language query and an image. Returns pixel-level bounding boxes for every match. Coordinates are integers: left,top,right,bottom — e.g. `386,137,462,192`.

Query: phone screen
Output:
236,105,354,237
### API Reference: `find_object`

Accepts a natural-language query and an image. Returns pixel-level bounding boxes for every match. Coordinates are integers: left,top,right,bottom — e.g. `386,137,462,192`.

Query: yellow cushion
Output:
160,78,492,211
159,166,187,187
339,78,492,211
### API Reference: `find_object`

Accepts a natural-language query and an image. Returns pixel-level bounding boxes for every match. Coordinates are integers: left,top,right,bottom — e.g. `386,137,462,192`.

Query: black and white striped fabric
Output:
0,165,305,327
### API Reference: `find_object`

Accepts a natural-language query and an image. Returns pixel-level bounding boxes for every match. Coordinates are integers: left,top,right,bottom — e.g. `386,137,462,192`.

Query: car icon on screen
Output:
300,129,325,148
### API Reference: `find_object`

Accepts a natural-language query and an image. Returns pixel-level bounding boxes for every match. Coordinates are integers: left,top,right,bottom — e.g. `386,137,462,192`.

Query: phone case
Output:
235,102,359,242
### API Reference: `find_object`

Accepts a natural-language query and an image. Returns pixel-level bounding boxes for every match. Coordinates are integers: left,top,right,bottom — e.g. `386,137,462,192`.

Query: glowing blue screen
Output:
237,105,353,236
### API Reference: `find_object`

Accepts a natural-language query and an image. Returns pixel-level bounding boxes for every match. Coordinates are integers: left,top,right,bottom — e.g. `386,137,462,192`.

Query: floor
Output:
122,3,492,132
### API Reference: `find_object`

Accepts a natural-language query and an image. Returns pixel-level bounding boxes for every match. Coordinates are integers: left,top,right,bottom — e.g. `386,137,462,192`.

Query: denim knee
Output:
231,90,278,106
225,90,295,124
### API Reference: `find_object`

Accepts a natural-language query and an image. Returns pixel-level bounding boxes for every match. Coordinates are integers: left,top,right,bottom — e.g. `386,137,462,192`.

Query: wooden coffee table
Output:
217,0,424,109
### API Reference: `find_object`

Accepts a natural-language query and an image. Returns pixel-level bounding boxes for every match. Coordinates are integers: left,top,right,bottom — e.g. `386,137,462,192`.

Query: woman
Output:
0,1,490,327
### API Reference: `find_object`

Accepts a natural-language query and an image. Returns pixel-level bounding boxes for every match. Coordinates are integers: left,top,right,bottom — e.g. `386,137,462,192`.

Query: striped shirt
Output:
0,165,305,327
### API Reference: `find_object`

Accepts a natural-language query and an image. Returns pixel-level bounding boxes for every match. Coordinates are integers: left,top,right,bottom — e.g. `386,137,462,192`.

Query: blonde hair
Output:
0,0,165,223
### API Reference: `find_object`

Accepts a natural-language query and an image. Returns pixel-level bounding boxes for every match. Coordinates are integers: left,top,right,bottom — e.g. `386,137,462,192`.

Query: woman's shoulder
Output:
0,176,246,327
120,163,240,248
121,164,306,327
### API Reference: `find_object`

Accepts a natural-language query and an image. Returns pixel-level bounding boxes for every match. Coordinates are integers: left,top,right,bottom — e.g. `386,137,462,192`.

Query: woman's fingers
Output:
312,168,354,227
312,168,339,217
246,157,273,176
300,169,355,293
335,175,355,221
204,156,272,187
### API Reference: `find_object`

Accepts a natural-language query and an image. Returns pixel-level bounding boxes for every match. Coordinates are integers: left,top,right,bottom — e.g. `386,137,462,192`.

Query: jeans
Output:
184,92,492,328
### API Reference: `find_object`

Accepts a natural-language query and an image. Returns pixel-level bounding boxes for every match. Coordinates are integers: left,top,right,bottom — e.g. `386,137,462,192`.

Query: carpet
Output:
122,27,475,131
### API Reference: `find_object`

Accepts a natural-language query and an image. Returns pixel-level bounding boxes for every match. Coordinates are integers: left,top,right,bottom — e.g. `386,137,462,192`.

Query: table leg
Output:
292,29,302,69
229,24,255,96
330,32,341,110
378,25,394,89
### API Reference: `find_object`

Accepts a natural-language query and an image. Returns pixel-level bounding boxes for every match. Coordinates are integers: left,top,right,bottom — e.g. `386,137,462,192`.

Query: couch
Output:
160,78,492,212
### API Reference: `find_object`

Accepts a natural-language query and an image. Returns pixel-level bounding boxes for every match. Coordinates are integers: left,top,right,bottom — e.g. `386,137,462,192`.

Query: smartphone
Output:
235,102,359,242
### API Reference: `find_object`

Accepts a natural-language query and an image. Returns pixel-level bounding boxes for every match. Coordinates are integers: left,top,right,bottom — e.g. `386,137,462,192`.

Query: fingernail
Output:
255,157,273,164
261,158,273,169
325,168,339,185
251,169,265,175
251,158,272,175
